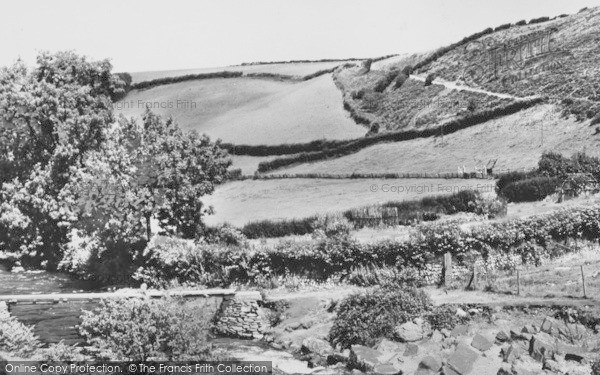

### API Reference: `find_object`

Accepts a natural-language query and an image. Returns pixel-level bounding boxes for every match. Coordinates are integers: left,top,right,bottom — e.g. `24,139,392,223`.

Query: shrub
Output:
346,265,424,288
424,73,435,86
203,224,248,246
242,217,316,239
352,89,366,99
529,17,550,24
329,287,432,348
374,70,400,92
538,151,600,180
495,170,534,194
393,73,408,90
79,297,215,361
426,305,469,331
494,23,512,31
500,176,561,202
361,59,373,74
132,71,243,90
515,20,527,26
592,360,600,375
0,302,41,357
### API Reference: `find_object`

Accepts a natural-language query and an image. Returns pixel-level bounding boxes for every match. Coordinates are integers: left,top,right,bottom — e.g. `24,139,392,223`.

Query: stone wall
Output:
213,291,269,340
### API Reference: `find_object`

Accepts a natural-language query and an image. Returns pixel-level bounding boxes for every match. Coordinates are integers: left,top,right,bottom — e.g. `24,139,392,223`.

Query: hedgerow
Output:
254,98,543,170
131,71,243,90
134,204,600,287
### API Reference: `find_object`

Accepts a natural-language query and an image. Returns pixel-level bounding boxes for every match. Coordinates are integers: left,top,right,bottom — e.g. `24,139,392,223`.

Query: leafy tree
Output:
0,52,125,267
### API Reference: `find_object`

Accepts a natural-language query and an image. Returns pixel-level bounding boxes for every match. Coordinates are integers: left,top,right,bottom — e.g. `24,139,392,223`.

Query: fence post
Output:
516,269,521,296
442,252,452,287
581,265,587,299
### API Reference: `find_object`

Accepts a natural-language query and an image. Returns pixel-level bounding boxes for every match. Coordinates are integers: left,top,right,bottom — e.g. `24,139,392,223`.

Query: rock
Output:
442,364,461,375
510,330,531,341
372,363,401,375
403,343,419,357
349,345,383,372
471,333,493,352
447,343,479,375
521,324,537,334
450,324,469,337
529,332,556,362
302,338,334,357
495,330,510,343
501,343,523,363
430,330,443,343
555,341,587,362
419,356,442,372
441,328,451,338
511,357,543,375
455,308,469,318
326,351,350,365
286,321,302,331
468,308,480,316
395,321,423,342
540,317,586,343
376,338,404,354
414,317,425,326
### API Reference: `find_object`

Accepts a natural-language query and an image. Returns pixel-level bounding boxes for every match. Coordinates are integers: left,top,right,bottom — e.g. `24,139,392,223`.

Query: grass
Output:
488,244,600,300
203,178,494,226
116,75,366,145
264,104,600,176
129,61,356,83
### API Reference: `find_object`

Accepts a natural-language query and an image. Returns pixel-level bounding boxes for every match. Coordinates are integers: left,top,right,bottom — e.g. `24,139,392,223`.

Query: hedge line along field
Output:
265,104,600,176
115,74,366,145
202,178,495,226
128,61,356,83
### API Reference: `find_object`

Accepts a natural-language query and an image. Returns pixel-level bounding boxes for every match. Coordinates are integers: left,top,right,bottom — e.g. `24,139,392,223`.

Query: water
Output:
0,263,101,345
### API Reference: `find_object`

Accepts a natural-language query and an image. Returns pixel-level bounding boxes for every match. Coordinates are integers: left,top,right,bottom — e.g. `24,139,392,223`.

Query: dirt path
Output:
409,74,540,101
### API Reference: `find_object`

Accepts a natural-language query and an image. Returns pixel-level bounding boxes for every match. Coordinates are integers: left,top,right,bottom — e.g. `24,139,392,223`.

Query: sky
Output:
0,0,596,73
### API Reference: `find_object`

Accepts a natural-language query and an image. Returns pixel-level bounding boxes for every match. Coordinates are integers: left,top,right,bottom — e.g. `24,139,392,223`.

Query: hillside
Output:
266,104,600,175
116,74,366,145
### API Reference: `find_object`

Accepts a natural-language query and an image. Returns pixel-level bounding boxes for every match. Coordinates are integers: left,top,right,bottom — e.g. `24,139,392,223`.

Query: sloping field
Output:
115,74,366,145
129,61,356,83
420,7,600,101
203,178,494,226
265,104,600,175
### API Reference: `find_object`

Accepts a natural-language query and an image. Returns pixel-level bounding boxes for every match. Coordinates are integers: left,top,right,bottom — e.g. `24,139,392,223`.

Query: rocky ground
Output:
259,289,600,375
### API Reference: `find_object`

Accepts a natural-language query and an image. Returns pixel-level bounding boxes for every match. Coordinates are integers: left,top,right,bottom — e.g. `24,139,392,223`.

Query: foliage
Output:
0,302,41,357
346,265,424,288
529,16,550,24
592,360,600,375
374,69,400,92
494,23,512,31
202,224,248,246
79,297,214,361
426,305,469,331
424,73,435,86
0,51,124,268
393,73,408,90
242,217,316,239
329,287,432,348
538,151,600,180
515,20,527,26
499,176,561,202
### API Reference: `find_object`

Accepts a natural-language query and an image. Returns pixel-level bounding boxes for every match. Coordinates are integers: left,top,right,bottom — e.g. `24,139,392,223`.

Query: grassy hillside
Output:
417,7,600,117
129,61,356,83
265,104,600,175
203,178,493,226
116,74,366,145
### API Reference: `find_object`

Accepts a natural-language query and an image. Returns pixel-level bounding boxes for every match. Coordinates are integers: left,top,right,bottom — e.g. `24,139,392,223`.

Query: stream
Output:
0,264,316,373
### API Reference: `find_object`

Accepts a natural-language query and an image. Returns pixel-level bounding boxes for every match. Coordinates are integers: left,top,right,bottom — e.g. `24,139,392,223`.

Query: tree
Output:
0,51,125,268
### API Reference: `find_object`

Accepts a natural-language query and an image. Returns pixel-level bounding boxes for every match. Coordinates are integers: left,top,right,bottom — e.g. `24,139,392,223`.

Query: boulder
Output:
349,345,383,372
555,341,587,362
372,363,402,375
540,317,586,343
471,333,493,352
450,324,469,337
430,330,443,343
521,324,537,334
495,330,510,343
511,357,543,375
403,343,419,357
395,322,423,342
418,356,442,372
455,308,469,318
501,343,523,363
529,332,556,362
301,338,334,357
447,343,479,375
376,339,404,363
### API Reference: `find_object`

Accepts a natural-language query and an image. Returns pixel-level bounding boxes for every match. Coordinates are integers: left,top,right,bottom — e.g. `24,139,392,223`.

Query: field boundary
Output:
234,172,493,180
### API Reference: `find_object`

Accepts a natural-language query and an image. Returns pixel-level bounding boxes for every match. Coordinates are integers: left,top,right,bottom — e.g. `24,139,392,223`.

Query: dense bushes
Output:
515,20,527,26
79,297,215,360
538,151,600,180
374,69,400,92
242,217,316,238
529,16,550,24
239,190,502,239
494,23,512,31
500,177,560,202
0,302,41,357
255,98,543,171
134,203,600,287
329,287,432,348
424,73,435,86
132,71,243,90
426,305,469,331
